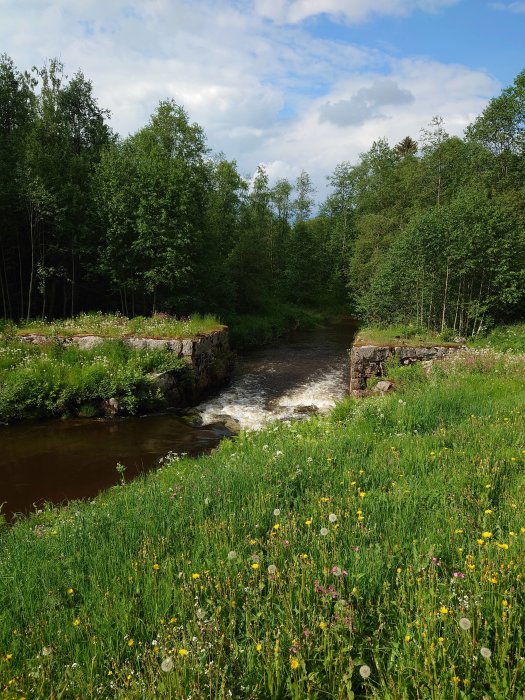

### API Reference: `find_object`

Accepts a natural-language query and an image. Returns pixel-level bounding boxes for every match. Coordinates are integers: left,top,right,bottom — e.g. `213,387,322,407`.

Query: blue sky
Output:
1,0,524,197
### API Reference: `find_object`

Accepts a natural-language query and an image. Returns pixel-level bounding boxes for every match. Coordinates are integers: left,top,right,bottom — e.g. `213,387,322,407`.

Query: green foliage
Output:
1,350,524,697
0,338,187,422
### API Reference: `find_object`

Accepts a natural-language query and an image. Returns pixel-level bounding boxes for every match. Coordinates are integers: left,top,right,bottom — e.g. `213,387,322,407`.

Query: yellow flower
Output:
477,539,485,545
178,648,188,656
73,618,81,627
251,563,259,570
502,600,509,607
404,635,411,642
5,653,12,661
249,538,257,545
305,519,312,526
256,643,262,652
482,532,492,539
490,576,498,584
438,637,444,644
358,491,366,498
439,607,449,615
170,617,177,624
290,658,299,670
319,621,327,629
273,523,280,530
191,573,200,579
496,543,509,550
128,639,134,647
301,553,308,560
153,563,160,571
67,587,74,595
454,529,463,534
485,509,493,514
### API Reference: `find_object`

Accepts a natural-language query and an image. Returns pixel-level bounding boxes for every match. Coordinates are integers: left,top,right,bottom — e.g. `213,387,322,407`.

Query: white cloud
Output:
489,1,525,12
254,0,461,24
0,0,499,203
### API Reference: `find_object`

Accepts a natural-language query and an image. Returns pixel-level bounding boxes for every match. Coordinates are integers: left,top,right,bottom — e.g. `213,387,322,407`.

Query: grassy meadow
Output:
0,340,524,698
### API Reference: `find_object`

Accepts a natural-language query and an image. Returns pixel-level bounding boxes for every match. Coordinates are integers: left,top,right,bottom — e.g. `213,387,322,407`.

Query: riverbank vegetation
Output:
0,338,188,423
1,337,524,698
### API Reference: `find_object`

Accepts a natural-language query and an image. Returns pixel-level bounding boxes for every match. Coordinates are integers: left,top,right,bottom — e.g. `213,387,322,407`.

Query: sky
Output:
1,0,524,199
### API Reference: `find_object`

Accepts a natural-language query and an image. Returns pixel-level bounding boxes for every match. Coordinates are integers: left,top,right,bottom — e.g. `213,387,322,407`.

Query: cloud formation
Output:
319,79,414,126
254,0,460,24
489,1,525,12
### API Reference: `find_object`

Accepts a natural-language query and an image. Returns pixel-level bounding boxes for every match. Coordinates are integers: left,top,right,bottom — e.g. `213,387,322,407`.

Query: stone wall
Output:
18,328,234,409
349,343,463,394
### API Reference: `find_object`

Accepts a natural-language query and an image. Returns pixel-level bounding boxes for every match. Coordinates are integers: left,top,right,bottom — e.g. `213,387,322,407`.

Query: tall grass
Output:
15,313,223,339
0,339,188,422
0,348,524,698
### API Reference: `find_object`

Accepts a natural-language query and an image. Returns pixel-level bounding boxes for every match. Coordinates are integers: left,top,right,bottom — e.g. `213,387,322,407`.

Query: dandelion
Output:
73,618,81,627
290,658,299,670
267,564,278,575
480,647,492,659
273,523,280,531
67,587,74,595
320,527,329,537
273,508,281,517
196,608,206,620
191,573,200,579
359,664,371,679
228,550,237,560
128,639,134,647
319,621,327,629
178,648,189,656
153,563,160,571
482,532,492,539
305,519,312,526
404,635,411,642
328,513,337,523
161,657,174,672
440,607,449,615
256,643,262,652
251,563,259,570
459,618,471,630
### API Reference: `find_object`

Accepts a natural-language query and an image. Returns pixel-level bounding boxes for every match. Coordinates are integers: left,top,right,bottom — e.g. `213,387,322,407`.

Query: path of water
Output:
0,320,356,518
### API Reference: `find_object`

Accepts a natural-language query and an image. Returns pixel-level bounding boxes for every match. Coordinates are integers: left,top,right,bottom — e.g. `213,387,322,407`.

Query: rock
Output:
103,397,119,417
208,414,241,433
74,335,105,350
373,380,395,395
454,336,466,345
295,405,319,415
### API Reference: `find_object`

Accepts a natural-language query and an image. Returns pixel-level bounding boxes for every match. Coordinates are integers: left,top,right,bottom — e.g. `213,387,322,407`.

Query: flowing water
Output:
0,319,356,519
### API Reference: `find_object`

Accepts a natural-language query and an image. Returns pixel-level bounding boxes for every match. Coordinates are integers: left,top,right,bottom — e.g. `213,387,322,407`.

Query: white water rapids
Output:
197,322,354,430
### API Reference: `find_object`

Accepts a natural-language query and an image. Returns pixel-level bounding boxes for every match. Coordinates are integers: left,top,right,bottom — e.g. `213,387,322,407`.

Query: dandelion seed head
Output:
328,513,337,523
459,617,471,630
228,550,237,560
161,657,174,672
359,664,371,679
273,508,281,517
267,564,278,575
480,647,492,659
320,527,329,537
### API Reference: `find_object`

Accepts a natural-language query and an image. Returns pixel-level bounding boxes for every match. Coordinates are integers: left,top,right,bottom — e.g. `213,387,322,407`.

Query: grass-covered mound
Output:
1,348,524,698
0,339,188,422
11,312,223,339
354,324,462,347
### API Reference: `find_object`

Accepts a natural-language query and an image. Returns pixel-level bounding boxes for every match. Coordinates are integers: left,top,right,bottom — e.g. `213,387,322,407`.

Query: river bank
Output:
1,330,524,698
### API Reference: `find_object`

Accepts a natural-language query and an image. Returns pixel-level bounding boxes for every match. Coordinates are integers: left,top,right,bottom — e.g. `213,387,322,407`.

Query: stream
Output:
0,319,356,519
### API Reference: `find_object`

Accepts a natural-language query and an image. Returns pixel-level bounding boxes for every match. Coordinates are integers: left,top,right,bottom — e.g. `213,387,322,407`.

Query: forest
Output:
1,54,524,333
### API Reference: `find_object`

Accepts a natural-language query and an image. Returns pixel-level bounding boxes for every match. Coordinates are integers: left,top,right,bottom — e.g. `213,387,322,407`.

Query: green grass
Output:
0,339,188,422
355,324,462,347
1,346,524,698
470,324,525,354
14,312,223,339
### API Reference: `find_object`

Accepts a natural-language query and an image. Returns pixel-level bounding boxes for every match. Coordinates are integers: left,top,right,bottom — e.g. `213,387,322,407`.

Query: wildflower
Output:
42,646,53,656
153,563,160,571
67,587,74,595
267,564,278,575
454,529,464,534
320,527,329,537
290,658,299,670
73,618,81,627
128,639,134,647
452,676,461,684
256,643,262,652
440,607,449,615
358,491,366,498
331,566,342,576
404,635,411,642
249,538,257,544
328,513,337,523
477,538,485,545
359,665,371,679
161,657,174,672
228,550,237,560
305,519,312,526
485,509,493,515
251,563,259,570
453,571,465,579
496,543,509,550
459,618,471,630
191,573,200,579
273,508,281,517
178,648,189,656
482,532,492,539
480,647,492,659
319,621,327,629
273,523,280,530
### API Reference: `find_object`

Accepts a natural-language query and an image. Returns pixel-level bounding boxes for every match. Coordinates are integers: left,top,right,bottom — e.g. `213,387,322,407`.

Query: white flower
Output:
320,527,329,537
328,513,337,523
161,657,174,672
459,617,471,630
273,508,281,517
480,647,492,659
359,664,371,679
267,564,278,575
228,550,237,560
